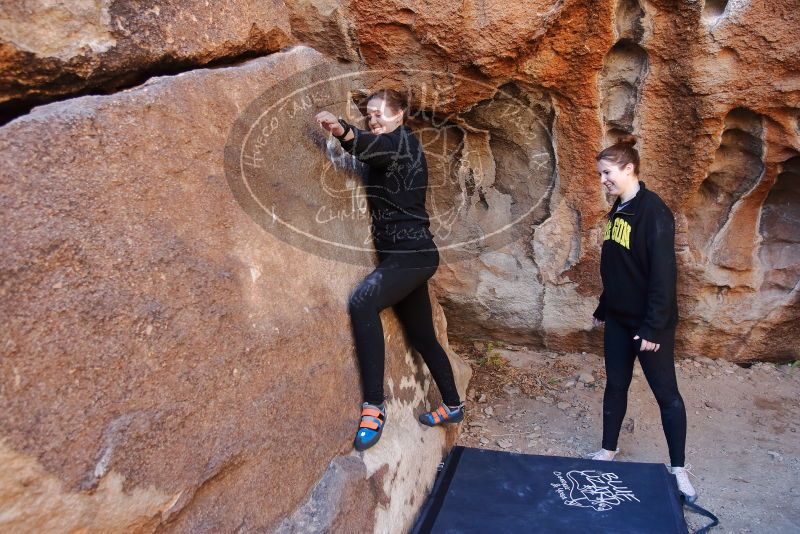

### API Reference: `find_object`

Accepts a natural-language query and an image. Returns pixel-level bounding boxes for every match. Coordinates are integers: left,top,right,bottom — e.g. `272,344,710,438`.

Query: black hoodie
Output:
593,181,678,344
338,123,435,252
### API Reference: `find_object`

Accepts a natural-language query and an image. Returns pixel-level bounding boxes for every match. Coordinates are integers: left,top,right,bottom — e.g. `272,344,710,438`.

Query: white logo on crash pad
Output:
552,470,640,512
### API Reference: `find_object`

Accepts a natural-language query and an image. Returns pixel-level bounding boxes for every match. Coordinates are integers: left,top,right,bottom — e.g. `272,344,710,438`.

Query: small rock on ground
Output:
578,373,595,384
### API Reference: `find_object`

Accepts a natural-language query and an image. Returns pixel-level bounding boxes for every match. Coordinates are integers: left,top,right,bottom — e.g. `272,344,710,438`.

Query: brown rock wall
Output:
0,0,295,118
2,1,800,531
0,46,469,533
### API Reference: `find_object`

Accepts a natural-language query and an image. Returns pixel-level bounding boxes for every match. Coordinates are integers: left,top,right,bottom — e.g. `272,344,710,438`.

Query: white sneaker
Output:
587,448,619,461
668,464,697,503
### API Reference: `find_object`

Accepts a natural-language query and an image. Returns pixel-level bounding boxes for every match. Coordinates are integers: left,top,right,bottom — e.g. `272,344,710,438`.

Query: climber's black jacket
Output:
338,123,435,252
593,181,678,344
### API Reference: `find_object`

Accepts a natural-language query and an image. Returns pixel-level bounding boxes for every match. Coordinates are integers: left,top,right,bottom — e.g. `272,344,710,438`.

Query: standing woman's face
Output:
597,159,637,198
366,97,404,135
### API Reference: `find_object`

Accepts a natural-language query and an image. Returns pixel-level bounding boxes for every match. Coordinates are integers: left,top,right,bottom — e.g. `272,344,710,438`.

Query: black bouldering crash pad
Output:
413,447,691,534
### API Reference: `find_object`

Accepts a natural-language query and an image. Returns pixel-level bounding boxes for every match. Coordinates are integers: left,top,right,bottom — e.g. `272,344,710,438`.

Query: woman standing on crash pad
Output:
315,89,464,452
588,135,697,502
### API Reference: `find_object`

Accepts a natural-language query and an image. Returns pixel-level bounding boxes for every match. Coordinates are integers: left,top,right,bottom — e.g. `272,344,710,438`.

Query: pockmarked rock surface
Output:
4,2,799,361
0,46,469,533
330,0,800,362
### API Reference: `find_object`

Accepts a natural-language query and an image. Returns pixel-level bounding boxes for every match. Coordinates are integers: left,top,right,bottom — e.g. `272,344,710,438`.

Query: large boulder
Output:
0,46,469,533
0,0,295,117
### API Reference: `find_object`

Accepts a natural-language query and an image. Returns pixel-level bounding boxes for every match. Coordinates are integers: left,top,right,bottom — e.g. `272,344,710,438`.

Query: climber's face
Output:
597,159,637,199
366,97,404,135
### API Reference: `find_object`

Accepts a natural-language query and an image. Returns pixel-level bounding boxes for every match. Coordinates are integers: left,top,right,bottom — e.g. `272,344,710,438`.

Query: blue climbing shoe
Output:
418,402,465,426
354,402,386,452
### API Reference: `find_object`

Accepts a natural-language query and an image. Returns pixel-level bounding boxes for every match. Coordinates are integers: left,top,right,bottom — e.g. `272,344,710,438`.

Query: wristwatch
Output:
334,117,351,140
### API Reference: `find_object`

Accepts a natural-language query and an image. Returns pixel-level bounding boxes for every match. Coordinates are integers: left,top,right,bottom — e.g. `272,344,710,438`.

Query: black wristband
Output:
334,117,351,140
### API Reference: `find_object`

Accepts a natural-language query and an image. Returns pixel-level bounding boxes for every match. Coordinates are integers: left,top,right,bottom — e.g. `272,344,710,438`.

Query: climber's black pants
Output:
348,248,461,407
602,317,687,467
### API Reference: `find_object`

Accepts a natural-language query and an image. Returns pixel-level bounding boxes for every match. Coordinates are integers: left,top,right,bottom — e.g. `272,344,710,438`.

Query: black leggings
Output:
602,317,687,467
348,248,461,407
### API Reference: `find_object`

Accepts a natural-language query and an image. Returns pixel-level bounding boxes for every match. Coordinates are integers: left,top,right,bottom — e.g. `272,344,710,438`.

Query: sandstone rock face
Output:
0,0,295,118
0,46,469,532
2,1,800,531
5,2,798,362
331,0,800,362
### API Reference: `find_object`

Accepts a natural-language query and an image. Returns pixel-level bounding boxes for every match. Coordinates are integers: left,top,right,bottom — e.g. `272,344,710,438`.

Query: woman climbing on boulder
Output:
588,135,697,502
315,89,464,452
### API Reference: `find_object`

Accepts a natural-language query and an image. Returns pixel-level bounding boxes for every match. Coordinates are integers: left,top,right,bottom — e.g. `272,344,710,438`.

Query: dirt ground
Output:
451,341,800,533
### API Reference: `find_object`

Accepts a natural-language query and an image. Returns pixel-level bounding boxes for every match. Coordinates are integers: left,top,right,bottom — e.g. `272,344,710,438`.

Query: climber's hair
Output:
366,89,408,119
596,134,640,175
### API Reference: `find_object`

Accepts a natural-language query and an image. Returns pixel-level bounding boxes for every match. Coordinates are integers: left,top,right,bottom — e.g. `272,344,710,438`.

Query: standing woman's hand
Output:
315,111,344,136
633,335,660,352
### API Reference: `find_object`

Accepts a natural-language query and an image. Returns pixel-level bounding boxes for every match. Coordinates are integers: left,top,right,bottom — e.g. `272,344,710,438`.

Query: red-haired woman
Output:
589,135,697,502
315,90,463,452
